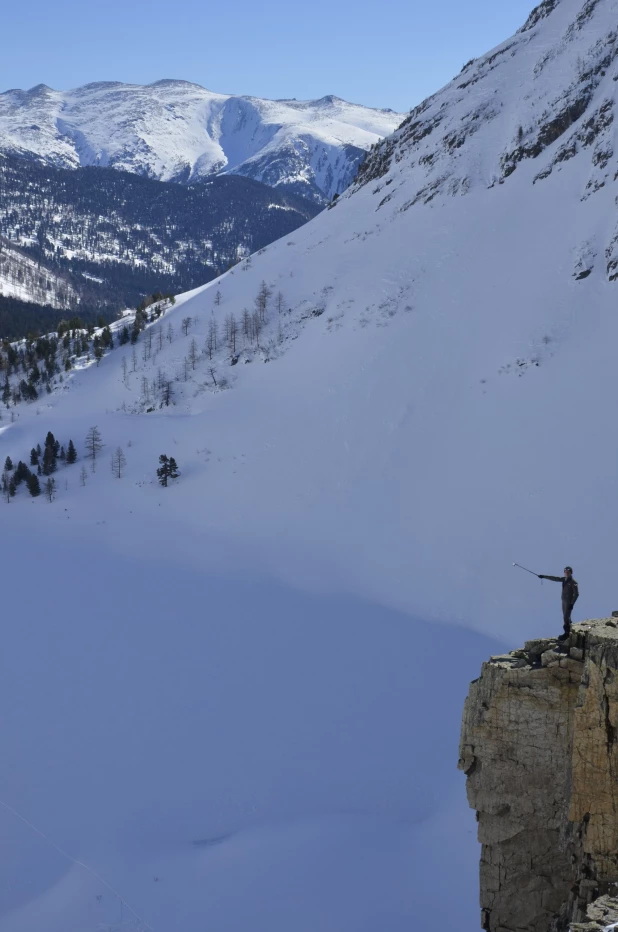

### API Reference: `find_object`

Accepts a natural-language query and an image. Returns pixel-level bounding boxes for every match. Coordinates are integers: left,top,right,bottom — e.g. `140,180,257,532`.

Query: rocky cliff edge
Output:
459,619,618,932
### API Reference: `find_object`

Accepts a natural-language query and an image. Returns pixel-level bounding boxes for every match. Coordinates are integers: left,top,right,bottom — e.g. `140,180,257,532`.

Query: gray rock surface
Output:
459,620,618,932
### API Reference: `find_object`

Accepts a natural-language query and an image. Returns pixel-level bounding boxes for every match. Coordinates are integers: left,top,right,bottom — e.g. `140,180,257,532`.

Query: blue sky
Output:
3,0,536,112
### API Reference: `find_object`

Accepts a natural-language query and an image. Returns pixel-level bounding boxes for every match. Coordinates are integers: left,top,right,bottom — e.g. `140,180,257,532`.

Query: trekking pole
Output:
513,562,539,577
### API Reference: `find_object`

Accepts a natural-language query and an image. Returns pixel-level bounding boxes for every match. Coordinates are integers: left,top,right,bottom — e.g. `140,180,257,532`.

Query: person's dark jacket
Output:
539,575,579,606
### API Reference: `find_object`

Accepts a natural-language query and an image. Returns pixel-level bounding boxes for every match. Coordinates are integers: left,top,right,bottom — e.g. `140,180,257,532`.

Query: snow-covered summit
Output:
0,80,404,202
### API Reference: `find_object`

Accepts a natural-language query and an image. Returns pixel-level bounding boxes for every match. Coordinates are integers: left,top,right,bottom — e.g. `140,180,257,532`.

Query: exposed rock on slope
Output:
352,0,618,280
459,619,618,932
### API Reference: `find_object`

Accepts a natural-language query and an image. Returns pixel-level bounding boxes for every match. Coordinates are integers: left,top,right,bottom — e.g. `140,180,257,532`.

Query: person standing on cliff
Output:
537,566,579,640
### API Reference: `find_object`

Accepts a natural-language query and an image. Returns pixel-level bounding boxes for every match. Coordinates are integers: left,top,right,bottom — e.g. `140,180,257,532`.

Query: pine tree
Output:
4,456,13,472
42,446,57,475
157,454,180,487
8,478,16,498
66,440,77,464
30,448,39,466
26,473,41,497
41,432,58,475
59,446,66,461
14,461,30,485
157,454,170,487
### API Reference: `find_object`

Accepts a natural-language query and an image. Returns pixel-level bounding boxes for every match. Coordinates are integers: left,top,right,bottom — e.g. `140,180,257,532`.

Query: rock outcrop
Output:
459,620,618,932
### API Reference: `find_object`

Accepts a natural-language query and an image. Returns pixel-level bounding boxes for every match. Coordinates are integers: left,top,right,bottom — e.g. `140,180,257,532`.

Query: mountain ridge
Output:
0,80,404,203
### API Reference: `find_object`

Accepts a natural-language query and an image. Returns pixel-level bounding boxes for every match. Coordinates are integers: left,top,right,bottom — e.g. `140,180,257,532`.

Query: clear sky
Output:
3,0,537,113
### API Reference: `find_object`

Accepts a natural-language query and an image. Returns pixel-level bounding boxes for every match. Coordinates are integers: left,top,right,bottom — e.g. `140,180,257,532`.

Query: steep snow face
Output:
0,81,403,202
354,0,618,234
4,0,615,637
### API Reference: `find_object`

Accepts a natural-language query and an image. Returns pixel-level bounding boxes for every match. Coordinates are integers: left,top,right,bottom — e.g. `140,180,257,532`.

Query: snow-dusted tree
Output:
166,322,174,344
162,380,174,407
227,313,238,354
181,316,193,336
214,290,222,306
205,318,218,359
241,308,251,343
188,338,199,370
209,367,218,387
275,290,285,315
131,347,138,373
44,477,56,502
252,310,262,346
85,426,103,470
4,456,13,472
80,465,87,487
255,281,272,323
142,331,152,364
156,327,164,353
141,376,151,405
121,356,128,384
111,446,127,479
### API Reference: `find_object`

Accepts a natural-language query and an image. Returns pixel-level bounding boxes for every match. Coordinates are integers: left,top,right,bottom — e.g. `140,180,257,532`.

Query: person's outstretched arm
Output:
538,575,563,582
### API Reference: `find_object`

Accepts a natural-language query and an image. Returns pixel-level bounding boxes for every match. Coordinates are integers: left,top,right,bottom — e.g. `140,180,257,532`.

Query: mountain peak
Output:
0,81,404,203
518,0,562,33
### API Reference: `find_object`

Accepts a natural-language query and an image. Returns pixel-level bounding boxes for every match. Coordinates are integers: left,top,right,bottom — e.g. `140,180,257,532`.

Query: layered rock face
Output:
459,620,618,932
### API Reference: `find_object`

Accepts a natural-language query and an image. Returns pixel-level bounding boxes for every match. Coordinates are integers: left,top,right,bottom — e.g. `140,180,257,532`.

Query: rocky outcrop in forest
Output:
459,619,618,932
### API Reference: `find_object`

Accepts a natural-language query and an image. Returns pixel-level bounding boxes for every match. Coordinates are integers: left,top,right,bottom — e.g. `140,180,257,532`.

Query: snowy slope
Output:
4,1,618,930
0,82,403,202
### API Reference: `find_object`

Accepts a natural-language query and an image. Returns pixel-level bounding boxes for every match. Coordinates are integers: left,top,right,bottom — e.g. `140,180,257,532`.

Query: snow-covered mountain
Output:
0,81,403,202
4,1,618,931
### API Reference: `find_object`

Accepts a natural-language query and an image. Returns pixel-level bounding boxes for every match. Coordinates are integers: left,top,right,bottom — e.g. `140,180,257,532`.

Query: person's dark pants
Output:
562,602,574,634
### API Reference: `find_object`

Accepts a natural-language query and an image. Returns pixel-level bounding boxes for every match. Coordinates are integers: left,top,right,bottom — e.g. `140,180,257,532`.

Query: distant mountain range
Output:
0,158,320,334
0,81,404,204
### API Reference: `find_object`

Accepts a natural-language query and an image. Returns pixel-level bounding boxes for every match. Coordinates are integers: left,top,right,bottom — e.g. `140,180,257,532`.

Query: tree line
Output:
2,424,181,500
